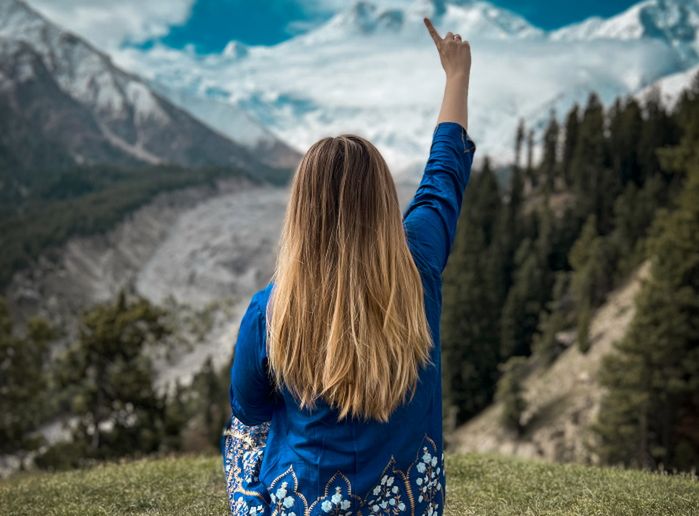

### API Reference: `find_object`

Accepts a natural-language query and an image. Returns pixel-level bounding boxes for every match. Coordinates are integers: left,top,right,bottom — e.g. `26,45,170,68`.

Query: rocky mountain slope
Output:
0,1,304,389
0,0,299,171
0,0,424,397
637,63,699,106
4,173,418,392
4,177,285,382
449,262,651,464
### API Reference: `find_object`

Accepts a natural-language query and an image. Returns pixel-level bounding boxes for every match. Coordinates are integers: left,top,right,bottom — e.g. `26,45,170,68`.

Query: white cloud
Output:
26,0,194,51
285,18,323,36
117,29,681,174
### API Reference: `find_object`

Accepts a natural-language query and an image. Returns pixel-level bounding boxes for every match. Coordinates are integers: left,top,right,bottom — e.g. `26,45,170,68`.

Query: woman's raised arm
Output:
402,17,475,276
424,17,470,132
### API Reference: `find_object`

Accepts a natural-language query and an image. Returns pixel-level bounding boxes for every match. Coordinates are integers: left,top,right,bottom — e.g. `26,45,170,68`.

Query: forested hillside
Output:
3,77,697,477
441,73,699,471
0,0,297,289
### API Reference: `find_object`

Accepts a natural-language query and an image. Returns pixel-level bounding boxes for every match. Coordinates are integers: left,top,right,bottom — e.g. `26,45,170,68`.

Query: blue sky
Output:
157,0,639,52
495,0,637,29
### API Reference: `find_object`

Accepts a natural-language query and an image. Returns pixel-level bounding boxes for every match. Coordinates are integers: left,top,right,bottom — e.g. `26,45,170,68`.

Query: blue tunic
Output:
227,121,476,515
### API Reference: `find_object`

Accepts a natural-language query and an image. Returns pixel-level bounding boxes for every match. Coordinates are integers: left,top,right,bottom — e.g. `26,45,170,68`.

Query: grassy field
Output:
1,453,697,515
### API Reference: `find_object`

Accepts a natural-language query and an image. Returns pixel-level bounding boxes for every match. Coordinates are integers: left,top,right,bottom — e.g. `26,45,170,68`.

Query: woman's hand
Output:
424,17,470,132
424,17,471,83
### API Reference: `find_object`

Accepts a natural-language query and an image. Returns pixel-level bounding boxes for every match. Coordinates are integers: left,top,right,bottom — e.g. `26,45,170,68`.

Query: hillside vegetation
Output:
1,453,698,515
441,73,699,471
450,262,649,462
0,161,292,288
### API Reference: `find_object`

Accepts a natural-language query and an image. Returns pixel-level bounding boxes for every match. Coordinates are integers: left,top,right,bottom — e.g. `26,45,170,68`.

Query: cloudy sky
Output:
28,0,639,53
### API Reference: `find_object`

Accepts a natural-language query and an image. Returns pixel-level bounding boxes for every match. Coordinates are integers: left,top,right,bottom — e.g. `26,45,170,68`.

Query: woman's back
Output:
224,17,474,515
226,121,475,515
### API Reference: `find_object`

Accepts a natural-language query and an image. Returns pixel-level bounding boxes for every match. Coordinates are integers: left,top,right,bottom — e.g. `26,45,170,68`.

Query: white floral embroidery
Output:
242,447,265,484
232,498,265,515
364,471,407,514
318,486,352,514
225,415,445,516
222,416,270,515
307,472,361,515
413,446,442,514
270,481,299,515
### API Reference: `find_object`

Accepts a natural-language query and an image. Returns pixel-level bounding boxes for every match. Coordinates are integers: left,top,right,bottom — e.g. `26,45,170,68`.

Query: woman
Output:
222,17,475,516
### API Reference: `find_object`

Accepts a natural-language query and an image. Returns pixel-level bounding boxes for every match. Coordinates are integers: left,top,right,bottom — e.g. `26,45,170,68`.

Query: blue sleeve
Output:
229,292,277,426
402,121,476,276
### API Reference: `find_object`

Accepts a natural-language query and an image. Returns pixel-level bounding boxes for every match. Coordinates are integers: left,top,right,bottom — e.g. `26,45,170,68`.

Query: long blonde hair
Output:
266,134,433,422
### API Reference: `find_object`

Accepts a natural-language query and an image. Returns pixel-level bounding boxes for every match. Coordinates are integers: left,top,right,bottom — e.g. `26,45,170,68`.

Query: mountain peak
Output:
0,0,297,170
222,41,249,59
333,1,405,34
552,0,699,64
297,0,541,44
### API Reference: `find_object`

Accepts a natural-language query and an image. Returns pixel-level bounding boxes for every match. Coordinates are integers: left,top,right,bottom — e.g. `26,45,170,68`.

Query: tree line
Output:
2,75,697,473
441,74,699,470
1,292,231,470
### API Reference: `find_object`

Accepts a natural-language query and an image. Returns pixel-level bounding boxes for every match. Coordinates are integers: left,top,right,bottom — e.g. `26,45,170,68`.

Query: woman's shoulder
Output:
248,281,274,319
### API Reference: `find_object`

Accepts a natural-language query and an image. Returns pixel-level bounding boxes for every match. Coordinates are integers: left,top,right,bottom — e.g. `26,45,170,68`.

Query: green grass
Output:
1,453,697,515
446,454,699,515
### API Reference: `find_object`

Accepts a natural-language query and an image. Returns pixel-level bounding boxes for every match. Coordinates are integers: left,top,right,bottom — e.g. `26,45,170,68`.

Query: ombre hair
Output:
266,134,433,422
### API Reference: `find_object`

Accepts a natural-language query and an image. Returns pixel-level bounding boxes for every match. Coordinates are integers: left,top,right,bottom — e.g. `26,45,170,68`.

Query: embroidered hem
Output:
222,416,444,516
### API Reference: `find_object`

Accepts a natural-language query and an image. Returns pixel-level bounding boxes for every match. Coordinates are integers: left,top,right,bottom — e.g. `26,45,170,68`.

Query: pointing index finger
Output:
423,17,442,46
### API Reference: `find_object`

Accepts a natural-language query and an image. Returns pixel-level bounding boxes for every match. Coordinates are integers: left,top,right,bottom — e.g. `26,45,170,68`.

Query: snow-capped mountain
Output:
552,0,699,65
636,63,699,106
300,0,542,44
0,0,299,170
14,0,699,173
107,0,691,174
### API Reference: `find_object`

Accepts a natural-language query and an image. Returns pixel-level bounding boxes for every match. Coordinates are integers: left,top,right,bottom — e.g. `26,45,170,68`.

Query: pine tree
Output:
594,162,699,470
191,357,230,448
495,356,528,435
500,122,529,298
162,381,188,452
500,202,557,360
57,291,170,459
608,98,643,186
575,304,593,354
562,104,580,188
541,110,560,193
532,272,573,364
569,215,616,352
638,88,677,182
0,300,54,454
609,177,665,277
570,94,610,227
442,159,503,425
526,128,536,188
658,71,699,176
500,238,546,358
514,118,526,170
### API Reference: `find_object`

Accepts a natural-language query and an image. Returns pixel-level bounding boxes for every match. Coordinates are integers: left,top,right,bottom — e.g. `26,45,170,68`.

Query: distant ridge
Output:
103,0,699,169
0,0,300,172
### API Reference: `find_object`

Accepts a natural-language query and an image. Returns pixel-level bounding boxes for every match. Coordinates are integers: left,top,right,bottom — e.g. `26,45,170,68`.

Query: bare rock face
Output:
0,0,299,172
4,175,421,390
449,262,651,464
4,178,290,386
0,0,303,394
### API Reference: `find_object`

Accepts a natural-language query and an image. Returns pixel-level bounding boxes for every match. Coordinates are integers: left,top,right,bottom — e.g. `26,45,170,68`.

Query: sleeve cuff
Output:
433,121,476,154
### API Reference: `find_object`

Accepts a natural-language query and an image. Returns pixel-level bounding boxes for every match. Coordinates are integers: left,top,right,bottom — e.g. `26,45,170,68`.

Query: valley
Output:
2,0,699,477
